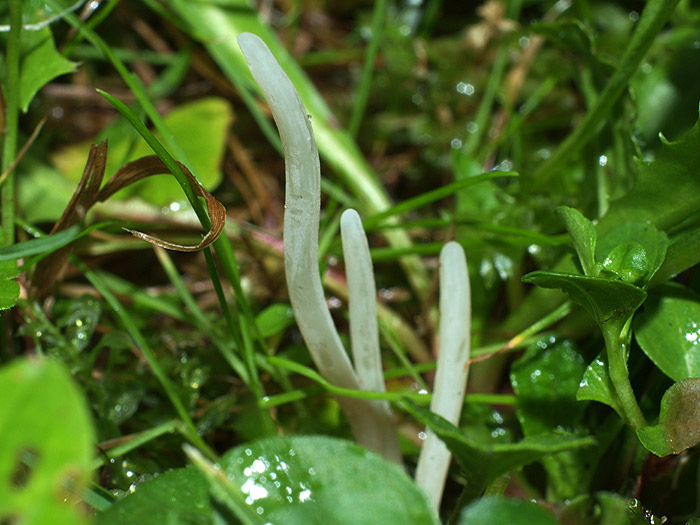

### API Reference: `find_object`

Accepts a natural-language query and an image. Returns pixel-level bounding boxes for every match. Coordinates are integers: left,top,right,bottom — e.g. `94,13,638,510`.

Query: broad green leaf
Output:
99,435,438,524
16,160,78,224
511,336,588,435
577,353,624,417
52,97,232,206
399,401,595,500
600,241,651,285
510,337,590,498
557,206,597,276
17,28,77,112
637,378,700,456
597,114,700,235
457,496,559,525
0,358,94,523
596,222,668,286
635,284,700,381
217,436,437,524
0,260,20,310
255,303,295,338
96,466,213,524
522,271,647,326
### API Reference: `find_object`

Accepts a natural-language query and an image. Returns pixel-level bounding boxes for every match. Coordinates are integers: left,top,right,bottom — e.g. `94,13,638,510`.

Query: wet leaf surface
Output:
635,283,700,381
98,435,438,524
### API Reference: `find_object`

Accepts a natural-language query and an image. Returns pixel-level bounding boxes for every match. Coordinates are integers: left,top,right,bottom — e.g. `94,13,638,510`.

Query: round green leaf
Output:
635,284,700,381
0,358,94,524
458,496,559,525
511,336,587,435
96,466,213,525
219,435,437,524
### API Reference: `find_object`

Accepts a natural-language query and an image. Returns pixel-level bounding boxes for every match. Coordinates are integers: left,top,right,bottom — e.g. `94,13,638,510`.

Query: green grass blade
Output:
363,171,518,230
1,221,113,262
533,0,681,186
1,0,22,245
347,0,386,137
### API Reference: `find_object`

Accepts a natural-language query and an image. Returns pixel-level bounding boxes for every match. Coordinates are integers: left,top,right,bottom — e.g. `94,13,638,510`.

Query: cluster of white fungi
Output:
238,33,471,510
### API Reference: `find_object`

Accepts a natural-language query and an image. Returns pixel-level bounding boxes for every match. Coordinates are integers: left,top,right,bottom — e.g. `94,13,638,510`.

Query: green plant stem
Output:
1,0,22,246
348,0,386,137
602,318,647,429
533,0,681,187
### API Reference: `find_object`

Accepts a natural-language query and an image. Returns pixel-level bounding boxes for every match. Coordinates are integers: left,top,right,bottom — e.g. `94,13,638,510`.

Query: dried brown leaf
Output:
31,142,226,297
96,155,226,252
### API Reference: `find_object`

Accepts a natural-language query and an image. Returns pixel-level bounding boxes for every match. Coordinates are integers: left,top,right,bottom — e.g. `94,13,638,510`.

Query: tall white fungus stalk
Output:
340,209,401,463
238,33,401,464
415,241,471,509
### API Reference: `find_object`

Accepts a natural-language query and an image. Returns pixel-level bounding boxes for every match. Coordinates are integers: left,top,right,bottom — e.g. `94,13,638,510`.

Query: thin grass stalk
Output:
347,0,386,137
1,0,22,246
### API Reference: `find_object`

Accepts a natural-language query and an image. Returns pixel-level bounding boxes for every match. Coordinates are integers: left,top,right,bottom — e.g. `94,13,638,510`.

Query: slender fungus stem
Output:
415,241,471,509
341,209,401,463
238,33,401,463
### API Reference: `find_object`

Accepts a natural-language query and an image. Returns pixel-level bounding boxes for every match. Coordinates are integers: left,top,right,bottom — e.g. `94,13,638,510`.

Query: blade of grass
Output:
153,246,250,384
1,221,113,263
533,0,681,187
347,0,386,137
462,47,509,159
268,355,431,405
362,171,518,230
